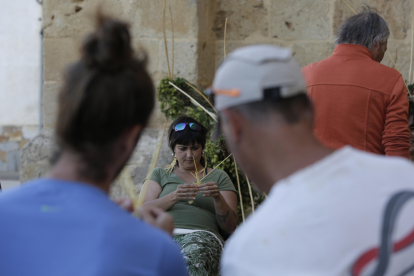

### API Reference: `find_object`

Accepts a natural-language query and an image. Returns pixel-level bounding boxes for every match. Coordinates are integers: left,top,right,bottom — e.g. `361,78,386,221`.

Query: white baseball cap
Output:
211,45,307,111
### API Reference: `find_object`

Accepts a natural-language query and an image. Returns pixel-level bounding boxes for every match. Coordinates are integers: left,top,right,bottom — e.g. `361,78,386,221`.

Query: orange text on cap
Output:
213,89,240,97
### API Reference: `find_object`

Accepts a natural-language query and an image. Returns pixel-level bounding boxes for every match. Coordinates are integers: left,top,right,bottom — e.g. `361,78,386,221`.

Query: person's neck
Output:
176,162,205,175
248,129,334,194
48,151,112,194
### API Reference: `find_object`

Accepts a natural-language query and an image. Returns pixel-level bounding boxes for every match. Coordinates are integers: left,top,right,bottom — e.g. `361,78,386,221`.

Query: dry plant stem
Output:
342,0,356,14
119,167,140,209
185,81,218,113
224,18,228,58
169,5,174,80
343,0,410,94
410,1,414,84
169,82,218,121
245,175,255,213
136,120,168,209
234,160,245,223
163,0,171,79
200,153,233,182
188,155,202,204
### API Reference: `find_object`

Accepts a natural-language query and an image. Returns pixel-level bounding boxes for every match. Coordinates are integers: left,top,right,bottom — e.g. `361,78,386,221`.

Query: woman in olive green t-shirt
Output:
143,116,238,276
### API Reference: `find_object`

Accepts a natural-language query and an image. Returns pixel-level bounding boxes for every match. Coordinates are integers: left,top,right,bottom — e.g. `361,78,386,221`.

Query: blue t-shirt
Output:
0,179,187,276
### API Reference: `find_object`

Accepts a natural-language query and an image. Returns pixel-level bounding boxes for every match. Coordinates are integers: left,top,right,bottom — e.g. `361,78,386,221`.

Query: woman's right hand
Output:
173,184,199,201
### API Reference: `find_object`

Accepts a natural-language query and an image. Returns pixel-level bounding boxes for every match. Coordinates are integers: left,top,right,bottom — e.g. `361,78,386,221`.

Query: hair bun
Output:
82,13,133,72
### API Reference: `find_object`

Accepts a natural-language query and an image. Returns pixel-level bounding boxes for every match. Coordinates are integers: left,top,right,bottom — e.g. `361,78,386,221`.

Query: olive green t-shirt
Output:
151,167,237,241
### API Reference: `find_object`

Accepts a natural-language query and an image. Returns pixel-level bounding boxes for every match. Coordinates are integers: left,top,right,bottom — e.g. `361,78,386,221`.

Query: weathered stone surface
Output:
43,38,78,82
215,40,288,68
42,82,61,128
292,41,335,68
7,151,20,172
213,0,268,40
270,0,330,40
43,0,129,39
382,41,413,82
110,128,172,198
134,38,162,79
160,40,198,83
22,126,40,140
0,142,19,152
20,128,56,182
196,41,216,88
333,0,412,39
129,0,198,39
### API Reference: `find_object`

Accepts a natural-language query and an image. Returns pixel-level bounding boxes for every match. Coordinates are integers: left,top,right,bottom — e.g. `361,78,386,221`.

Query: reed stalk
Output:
136,120,168,208
163,0,171,79
410,1,414,84
169,5,174,80
185,81,218,113
224,18,228,57
234,160,245,223
245,175,255,213
169,81,218,121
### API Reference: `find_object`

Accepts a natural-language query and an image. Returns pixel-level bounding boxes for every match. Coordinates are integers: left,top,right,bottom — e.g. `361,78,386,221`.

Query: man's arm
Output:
382,76,410,158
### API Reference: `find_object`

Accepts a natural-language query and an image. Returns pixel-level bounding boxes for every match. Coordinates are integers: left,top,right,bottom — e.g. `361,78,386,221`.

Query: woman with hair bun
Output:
0,14,186,276
143,116,238,276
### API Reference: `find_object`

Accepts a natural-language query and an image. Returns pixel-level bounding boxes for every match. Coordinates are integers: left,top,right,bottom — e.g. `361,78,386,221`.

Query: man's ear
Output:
221,109,244,143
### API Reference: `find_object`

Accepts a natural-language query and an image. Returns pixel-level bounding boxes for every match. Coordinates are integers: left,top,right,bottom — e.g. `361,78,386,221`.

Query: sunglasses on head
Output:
174,122,202,132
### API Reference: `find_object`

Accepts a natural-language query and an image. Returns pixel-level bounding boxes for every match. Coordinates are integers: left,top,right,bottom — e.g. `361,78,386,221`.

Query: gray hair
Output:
336,6,390,49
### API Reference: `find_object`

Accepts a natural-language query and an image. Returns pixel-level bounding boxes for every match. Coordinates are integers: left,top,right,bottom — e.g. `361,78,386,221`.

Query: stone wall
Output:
21,0,414,196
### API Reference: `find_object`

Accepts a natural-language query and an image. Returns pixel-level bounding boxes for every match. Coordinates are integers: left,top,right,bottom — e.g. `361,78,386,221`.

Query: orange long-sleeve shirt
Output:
302,44,410,158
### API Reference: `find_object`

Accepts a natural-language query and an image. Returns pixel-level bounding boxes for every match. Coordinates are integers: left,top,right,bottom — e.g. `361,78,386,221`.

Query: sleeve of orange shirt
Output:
382,76,410,158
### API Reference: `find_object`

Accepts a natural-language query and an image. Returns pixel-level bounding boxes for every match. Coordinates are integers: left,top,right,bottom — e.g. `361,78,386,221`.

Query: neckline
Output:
170,167,210,184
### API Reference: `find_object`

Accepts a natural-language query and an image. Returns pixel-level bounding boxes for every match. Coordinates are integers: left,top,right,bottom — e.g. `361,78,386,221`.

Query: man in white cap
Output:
212,44,414,276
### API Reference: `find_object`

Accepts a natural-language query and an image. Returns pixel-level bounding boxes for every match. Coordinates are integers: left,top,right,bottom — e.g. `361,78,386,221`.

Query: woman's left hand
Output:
198,182,220,199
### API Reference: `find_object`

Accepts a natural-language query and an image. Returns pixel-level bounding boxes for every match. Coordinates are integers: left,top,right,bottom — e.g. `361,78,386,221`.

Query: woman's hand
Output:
198,182,220,199
173,184,199,201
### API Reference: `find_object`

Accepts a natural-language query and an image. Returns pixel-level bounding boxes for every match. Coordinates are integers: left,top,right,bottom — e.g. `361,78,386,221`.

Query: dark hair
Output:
336,6,389,49
55,13,155,181
168,116,208,157
232,94,312,125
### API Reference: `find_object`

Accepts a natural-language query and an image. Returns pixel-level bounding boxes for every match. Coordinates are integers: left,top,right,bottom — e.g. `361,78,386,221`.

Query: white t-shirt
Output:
221,146,414,276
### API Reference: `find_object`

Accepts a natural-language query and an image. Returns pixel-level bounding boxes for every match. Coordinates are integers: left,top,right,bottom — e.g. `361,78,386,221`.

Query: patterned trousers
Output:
173,231,223,276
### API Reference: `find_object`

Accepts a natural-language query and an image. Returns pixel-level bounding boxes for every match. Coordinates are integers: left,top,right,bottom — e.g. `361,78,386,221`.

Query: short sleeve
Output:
149,168,163,184
216,170,237,193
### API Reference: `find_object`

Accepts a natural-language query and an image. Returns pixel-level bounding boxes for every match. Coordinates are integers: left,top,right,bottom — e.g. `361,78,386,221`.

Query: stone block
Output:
42,82,61,128
270,0,330,40
7,151,20,172
160,40,198,83
43,0,129,39
292,41,335,68
215,40,288,69
196,41,216,87
213,0,269,40
133,38,161,78
43,38,78,82
20,128,57,182
0,126,23,143
333,0,412,39
0,142,19,152
129,0,198,39
109,127,172,198
22,126,40,140
382,41,413,82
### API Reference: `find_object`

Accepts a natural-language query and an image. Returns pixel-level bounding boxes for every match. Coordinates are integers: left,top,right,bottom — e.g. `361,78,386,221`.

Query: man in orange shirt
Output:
302,7,410,158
